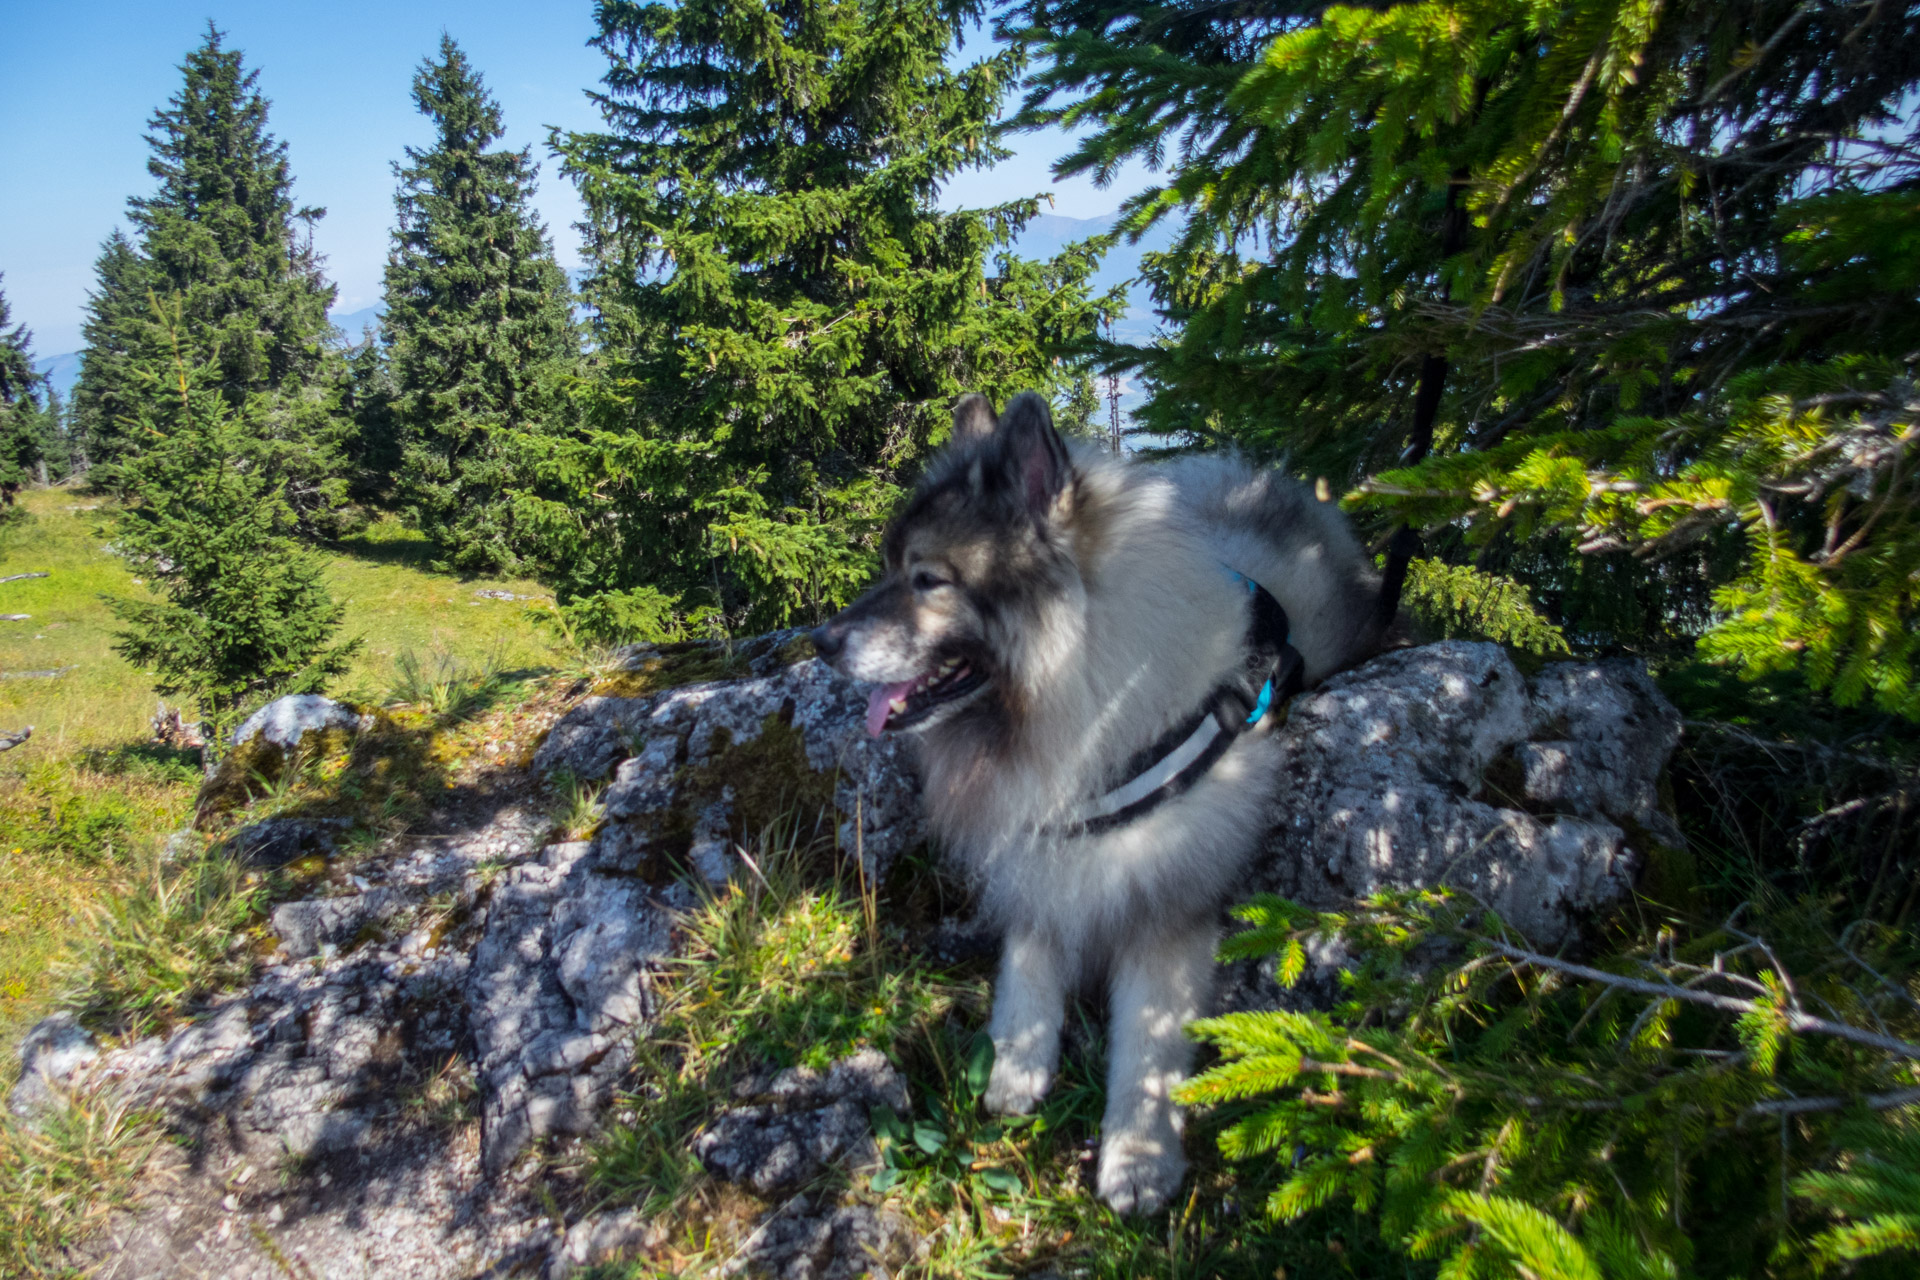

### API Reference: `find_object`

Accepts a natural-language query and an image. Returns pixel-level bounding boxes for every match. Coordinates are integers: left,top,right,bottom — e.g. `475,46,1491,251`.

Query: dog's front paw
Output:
1096,1133,1186,1215
983,1053,1051,1116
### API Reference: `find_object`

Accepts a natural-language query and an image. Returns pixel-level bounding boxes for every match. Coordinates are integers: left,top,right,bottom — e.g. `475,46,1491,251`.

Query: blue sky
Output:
0,1,1152,357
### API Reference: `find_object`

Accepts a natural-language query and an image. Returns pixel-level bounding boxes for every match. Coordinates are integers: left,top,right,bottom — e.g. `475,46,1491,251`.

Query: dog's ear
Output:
950,393,998,446
996,391,1070,521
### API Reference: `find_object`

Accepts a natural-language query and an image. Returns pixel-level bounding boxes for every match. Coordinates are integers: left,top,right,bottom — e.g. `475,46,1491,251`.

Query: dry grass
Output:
0,1083,162,1278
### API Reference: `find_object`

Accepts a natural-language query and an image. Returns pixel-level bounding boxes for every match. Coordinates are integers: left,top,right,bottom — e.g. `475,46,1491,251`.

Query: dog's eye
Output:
910,568,948,593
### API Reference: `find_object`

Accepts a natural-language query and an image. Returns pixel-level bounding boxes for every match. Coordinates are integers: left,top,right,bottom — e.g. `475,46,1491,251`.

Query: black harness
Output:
1058,569,1304,837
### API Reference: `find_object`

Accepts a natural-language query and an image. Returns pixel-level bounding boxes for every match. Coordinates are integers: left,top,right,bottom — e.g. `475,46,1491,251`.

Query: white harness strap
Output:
1076,712,1224,825
1048,566,1304,838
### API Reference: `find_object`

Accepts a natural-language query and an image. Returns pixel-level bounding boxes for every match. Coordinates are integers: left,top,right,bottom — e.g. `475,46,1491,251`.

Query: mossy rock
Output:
589,632,819,701
621,711,840,879
196,724,360,822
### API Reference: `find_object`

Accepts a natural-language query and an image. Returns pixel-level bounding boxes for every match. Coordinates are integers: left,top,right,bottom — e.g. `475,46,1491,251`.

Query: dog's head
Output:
811,391,1080,737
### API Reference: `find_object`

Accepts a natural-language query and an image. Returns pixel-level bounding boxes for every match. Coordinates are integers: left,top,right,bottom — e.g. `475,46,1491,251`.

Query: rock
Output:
1252,641,1681,946
230,694,363,750
468,839,674,1174
199,694,369,816
545,1208,665,1279
536,631,923,880
721,1197,918,1280
271,888,402,959
695,1050,909,1196
10,1012,99,1116
150,699,205,751
7,635,1682,1277
230,815,350,868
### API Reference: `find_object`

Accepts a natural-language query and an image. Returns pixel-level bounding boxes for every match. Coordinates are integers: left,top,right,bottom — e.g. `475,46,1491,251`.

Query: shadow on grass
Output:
77,742,204,784
580,829,1411,1280
327,526,448,573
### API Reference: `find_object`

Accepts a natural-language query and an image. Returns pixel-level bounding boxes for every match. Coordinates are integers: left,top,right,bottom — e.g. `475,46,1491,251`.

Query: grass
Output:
0,1084,162,1279
0,492,571,1042
575,818,1405,1280
0,490,154,750
0,491,559,751
0,747,201,1043
324,516,556,702
60,838,271,1039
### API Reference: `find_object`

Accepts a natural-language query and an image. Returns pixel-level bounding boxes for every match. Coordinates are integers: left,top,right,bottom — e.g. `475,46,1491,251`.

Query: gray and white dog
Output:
811,391,1381,1213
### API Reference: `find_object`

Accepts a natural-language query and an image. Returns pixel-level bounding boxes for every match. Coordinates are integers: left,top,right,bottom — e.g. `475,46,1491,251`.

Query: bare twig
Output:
1701,2,1815,103
0,572,49,585
1684,720,1917,777
1744,1085,1920,1118
1485,941,1920,1063
0,726,30,752
0,667,75,680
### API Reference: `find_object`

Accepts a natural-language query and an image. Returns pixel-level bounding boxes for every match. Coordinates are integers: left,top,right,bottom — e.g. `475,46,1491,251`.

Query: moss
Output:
621,711,839,880
588,632,817,701
195,724,359,821
1622,814,1702,915
686,713,837,839
771,633,818,667
589,642,748,701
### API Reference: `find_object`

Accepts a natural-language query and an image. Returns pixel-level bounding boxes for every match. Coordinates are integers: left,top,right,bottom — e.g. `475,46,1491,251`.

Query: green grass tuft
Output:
59,839,269,1039
0,1084,162,1278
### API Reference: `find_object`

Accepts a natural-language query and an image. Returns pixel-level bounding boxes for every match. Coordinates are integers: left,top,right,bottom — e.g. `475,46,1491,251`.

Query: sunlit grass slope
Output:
0,489,561,747
0,487,565,1044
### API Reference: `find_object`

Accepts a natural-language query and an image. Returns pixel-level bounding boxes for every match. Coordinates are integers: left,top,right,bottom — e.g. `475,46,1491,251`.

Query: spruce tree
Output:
0,278,44,504
107,300,358,750
540,0,1112,628
380,36,577,574
73,230,151,469
84,25,352,531
33,384,75,484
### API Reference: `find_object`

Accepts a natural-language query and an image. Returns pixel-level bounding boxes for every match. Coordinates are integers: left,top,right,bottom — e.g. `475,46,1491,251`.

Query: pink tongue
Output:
866,681,917,737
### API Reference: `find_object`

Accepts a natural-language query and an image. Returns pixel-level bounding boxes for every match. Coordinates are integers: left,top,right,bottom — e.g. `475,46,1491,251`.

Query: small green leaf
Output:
870,1103,905,1142
913,1121,948,1154
976,1167,1022,1195
870,1165,902,1192
965,1033,996,1098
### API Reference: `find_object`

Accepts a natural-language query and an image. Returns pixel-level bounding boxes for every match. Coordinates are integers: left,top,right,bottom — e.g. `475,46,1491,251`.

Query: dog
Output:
810,391,1382,1213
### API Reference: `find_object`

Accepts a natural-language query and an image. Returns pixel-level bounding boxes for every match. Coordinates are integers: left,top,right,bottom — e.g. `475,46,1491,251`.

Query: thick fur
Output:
812,392,1380,1213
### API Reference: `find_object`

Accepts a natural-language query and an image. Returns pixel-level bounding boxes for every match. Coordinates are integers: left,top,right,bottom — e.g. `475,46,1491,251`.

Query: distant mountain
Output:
33,351,81,402
329,304,385,340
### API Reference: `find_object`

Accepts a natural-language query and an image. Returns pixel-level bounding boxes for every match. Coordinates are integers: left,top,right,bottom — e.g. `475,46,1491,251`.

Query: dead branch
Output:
1484,941,1920,1063
0,572,49,585
1744,1085,1920,1118
0,726,30,752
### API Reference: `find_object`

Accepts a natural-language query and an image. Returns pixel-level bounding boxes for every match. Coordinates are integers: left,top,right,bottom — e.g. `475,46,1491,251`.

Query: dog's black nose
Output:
809,623,844,660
